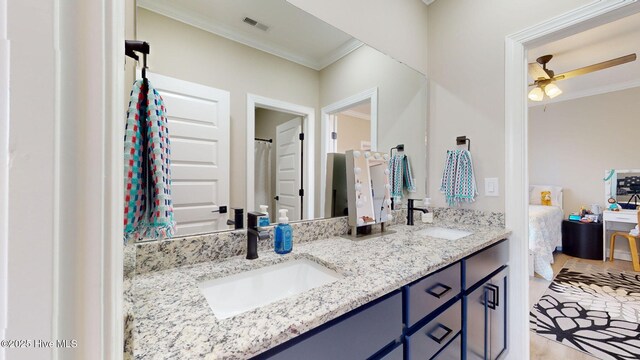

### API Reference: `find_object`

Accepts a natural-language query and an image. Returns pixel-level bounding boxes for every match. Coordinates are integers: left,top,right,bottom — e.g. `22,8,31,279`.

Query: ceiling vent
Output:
242,17,269,32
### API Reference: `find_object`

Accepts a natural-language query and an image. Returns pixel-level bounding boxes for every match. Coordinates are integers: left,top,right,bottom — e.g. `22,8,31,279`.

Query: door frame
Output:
0,0,8,354
319,87,378,217
504,0,640,356
246,94,315,220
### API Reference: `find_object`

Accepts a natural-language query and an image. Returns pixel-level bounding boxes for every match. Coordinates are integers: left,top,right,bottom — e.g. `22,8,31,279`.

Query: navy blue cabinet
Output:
464,241,509,360
260,240,508,360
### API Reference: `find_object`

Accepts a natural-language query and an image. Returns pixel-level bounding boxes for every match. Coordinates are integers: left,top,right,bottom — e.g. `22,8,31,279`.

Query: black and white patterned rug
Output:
530,260,640,360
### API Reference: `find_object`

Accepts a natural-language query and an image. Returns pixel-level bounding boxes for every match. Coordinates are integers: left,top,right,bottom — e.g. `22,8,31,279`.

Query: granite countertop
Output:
129,222,511,359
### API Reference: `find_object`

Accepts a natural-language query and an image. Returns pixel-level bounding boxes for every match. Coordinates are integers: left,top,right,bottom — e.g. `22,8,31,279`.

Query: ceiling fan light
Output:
544,83,562,99
528,87,544,101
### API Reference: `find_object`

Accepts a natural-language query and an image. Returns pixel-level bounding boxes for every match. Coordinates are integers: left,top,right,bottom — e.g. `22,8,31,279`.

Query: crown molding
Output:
422,0,437,5
528,78,640,107
137,0,361,71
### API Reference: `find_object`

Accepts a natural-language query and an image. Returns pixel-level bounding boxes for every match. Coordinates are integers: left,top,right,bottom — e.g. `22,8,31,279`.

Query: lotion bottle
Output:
258,205,270,228
274,209,293,254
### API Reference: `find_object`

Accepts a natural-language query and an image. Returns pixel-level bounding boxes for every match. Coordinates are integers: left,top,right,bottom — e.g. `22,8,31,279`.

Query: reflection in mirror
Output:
345,150,393,235
604,169,640,209
136,0,427,236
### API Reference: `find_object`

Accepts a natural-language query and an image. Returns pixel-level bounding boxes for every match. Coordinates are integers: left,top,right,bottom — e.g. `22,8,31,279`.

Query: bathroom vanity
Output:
127,222,510,359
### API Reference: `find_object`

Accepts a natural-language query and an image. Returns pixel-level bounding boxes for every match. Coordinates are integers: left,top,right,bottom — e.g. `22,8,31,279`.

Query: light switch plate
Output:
485,178,499,197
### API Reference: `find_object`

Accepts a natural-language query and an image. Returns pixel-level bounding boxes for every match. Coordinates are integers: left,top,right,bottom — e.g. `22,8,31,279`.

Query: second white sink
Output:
417,227,473,240
199,258,342,320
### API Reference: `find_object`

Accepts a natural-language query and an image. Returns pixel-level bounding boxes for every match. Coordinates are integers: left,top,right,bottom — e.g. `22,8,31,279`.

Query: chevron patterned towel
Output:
123,79,176,243
440,150,477,206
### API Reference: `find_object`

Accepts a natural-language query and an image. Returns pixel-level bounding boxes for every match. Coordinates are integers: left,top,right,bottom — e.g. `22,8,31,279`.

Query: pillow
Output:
529,185,562,207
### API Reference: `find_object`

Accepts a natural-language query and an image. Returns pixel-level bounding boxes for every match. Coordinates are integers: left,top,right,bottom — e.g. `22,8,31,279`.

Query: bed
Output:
528,185,564,280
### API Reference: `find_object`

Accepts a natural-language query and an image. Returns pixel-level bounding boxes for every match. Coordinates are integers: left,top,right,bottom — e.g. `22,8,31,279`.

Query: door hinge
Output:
299,132,304,141
299,189,304,197
331,131,337,140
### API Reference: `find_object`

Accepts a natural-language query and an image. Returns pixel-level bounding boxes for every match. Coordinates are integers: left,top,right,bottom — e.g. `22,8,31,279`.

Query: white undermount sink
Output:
199,258,343,320
417,227,473,240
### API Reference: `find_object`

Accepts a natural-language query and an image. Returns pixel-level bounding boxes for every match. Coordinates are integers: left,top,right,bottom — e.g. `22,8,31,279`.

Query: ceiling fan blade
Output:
528,62,550,80
554,53,636,81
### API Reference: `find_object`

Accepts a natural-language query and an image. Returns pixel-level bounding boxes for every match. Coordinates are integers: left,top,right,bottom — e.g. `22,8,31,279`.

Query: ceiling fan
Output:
528,53,637,101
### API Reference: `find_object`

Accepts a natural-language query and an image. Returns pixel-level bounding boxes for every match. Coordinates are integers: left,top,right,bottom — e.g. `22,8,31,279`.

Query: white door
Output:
145,71,230,235
275,117,302,221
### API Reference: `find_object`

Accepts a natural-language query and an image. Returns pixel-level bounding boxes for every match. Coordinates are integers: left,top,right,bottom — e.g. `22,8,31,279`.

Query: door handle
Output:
426,323,453,344
425,282,452,299
274,196,279,201
483,284,499,310
211,205,228,214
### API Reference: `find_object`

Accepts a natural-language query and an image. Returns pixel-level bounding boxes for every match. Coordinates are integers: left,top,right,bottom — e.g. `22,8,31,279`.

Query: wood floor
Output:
529,252,636,360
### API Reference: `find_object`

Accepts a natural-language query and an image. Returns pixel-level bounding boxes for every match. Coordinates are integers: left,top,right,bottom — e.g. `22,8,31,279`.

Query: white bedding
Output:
529,205,563,280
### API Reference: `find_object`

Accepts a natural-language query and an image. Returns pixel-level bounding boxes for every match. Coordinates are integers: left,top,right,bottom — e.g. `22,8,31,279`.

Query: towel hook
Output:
125,40,150,79
390,144,405,158
456,136,471,151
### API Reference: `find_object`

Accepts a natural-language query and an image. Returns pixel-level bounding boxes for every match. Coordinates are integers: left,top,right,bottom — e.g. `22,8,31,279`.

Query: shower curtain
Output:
254,141,272,212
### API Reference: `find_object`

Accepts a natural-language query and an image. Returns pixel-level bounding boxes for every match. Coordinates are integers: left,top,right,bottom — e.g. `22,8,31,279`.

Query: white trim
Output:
246,94,315,220
421,0,436,5
529,78,640,107
137,0,363,71
0,0,8,355
319,88,378,218
505,1,640,358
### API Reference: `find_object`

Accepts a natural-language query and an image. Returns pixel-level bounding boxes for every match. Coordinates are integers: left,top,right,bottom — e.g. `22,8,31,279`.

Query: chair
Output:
609,210,640,271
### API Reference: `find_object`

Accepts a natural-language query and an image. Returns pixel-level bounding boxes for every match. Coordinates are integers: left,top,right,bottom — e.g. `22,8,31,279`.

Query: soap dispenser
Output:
274,209,293,254
258,205,270,228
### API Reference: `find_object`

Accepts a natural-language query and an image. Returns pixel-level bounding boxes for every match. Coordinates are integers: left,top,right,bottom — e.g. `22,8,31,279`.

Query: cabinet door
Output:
488,268,507,360
465,267,508,360
466,281,487,360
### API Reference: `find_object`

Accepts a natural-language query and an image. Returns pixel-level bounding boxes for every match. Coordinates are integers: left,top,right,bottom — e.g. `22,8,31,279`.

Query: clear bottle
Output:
258,205,270,228
274,209,293,254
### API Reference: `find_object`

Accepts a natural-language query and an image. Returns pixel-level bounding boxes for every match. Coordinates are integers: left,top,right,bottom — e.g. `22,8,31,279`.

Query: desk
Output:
562,220,602,260
602,210,638,261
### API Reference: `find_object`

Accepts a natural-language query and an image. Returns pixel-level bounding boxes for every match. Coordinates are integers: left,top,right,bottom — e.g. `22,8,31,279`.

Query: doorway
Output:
246,94,315,221
320,87,378,216
254,108,304,222
504,0,640,356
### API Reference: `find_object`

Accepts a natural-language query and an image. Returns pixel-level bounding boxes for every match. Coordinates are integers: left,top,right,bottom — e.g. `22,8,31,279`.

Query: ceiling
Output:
137,0,362,70
528,11,640,106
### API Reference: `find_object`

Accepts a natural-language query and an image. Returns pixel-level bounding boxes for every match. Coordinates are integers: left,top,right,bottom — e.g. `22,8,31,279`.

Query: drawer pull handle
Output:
426,323,453,344
425,283,452,299
482,284,499,310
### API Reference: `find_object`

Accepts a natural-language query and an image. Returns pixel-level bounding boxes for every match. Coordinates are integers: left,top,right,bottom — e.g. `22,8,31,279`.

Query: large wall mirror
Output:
135,0,427,236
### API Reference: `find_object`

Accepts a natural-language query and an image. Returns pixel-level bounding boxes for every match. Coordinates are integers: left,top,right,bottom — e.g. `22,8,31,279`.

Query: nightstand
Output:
562,220,603,260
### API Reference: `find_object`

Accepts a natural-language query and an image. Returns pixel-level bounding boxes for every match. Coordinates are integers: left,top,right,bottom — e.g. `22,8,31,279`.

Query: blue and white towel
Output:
389,154,416,199
440,149,477,206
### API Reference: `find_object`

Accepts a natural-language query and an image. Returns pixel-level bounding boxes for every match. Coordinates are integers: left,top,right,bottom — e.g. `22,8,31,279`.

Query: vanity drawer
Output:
265,291,402,360
464,240,508,290
406,300,461,360
378,343,403,360
405,262,461,327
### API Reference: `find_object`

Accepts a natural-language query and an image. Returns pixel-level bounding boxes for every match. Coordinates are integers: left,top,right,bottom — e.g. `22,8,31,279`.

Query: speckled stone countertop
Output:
129,222,510,359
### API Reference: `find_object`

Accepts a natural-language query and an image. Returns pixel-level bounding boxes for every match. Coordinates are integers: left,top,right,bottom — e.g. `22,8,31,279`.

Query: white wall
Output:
137,8,320,212
335,113,370,153
529,87,640,216
427,0,592,212
286,0,428,75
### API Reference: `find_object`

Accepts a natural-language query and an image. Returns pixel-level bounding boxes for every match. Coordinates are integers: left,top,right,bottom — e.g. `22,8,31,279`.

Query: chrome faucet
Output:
407,199,428,226
246,212,270,260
